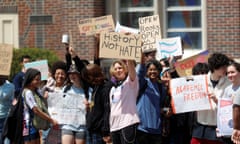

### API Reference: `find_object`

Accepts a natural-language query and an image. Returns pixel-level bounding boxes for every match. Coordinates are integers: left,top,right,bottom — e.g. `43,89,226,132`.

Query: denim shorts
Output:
23,132,40,142
62,129,86,139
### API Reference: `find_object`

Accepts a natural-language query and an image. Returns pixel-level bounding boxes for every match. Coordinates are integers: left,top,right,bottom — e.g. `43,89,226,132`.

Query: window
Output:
116,0,158,28
164,0,206,56
106,0,205,57
30,15,53,25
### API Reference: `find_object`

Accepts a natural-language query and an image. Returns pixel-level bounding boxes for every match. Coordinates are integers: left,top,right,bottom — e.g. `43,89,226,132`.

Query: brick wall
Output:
0,0,105,60
1,0,239,60
43,0,105,60
207,0,240,59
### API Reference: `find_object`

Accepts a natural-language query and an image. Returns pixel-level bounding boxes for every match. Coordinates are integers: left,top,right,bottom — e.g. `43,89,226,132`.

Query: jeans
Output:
0,118,10,144
111,124,137,144
136,130,162,144
86,130,105,144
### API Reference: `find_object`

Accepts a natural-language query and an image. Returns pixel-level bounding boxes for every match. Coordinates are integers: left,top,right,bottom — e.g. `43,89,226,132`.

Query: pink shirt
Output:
109,75,139,132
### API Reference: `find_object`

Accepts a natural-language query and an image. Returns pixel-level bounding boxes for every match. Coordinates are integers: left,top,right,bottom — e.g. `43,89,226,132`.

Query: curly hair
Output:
51,61,67,78
208,53,230,72
192,62,209,75
146,59,162,73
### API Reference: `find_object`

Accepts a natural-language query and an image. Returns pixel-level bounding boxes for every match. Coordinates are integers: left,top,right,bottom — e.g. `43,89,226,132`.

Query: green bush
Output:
10,48,60,81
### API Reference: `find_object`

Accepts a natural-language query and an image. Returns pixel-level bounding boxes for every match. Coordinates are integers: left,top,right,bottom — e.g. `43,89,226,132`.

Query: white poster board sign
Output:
217,98,233,136
156,37,182,59
115,22,139,34
170,75,212,114
24,60,48,80
47,92,86,125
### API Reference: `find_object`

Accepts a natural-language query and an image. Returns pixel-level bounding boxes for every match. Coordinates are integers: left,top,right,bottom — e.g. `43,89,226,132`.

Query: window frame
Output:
105,0,207,58
162,0,207,58
116,0,159,27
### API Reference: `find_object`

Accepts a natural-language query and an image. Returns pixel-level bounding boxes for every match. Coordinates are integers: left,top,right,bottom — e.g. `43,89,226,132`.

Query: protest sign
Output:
0,44,13,76
99,32,142,62
156,37,182,60
24,60,48,80
139,15,161,53
175,50,209,77
217,98,233,136
170,75,212,114
47,92,86,125
115,22,139,34
78,15,115,36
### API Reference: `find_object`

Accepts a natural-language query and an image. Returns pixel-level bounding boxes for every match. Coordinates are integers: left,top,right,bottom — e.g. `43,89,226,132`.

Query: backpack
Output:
23,89,50,130
2,91,24,144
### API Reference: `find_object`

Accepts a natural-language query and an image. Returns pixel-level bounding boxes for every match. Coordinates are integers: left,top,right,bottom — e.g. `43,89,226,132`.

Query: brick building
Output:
0,0,239,61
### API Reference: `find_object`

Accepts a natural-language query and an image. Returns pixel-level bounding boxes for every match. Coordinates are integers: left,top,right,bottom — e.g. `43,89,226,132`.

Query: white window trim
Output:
116,0,159,24
0,14,19,48
163,0,207,58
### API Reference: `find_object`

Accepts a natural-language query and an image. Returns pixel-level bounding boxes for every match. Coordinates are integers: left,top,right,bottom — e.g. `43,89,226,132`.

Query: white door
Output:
0,14,19,48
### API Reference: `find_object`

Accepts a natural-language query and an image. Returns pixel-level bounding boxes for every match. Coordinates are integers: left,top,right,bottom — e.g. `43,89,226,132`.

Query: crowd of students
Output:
0,38,240,144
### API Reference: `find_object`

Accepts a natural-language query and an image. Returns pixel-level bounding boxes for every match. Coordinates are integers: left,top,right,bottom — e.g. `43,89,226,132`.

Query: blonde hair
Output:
109,60,128,77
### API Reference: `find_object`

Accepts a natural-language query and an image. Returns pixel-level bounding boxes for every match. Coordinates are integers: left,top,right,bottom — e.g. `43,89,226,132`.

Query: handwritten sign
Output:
99,32,142,62
78,15,115,36
217,98,233,136
175,50,209,77
47,92,86,125
139,15,161,52
156,37,182,59
0,44,13,76
24,60,48,80
170,75,212,114
115,22,139,34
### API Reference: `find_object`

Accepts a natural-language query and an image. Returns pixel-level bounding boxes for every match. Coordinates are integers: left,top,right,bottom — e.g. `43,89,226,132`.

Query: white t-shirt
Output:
223,84,240,105
22,89,38,136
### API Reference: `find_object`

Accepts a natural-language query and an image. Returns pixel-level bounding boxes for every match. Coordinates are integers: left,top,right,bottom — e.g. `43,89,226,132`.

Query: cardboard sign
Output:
0,44,13,76
78,15,115,36
156,37,182,59
217,98,233,136
170,75,212,114
115,22,139,34
24,60,49,80
99,32,142,62
175,50,209,77
139,15,161,52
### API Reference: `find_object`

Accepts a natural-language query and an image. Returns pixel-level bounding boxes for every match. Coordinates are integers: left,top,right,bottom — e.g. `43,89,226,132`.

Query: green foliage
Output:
10,48,59,80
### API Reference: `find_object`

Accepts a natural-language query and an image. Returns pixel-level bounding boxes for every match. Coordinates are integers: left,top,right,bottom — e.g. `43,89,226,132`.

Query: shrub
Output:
10,48,60,81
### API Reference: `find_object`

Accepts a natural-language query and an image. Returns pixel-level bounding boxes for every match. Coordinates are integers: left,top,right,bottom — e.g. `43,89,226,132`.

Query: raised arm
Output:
127,60,136,81
68,47,86,72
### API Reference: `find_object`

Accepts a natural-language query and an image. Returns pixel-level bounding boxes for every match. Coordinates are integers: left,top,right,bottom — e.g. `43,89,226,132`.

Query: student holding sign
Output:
223,61,240,144
191,53,231,144
108,60,139,144
135,57,166,144
41,61,68,144
22,68,58,144
61,64,87,144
